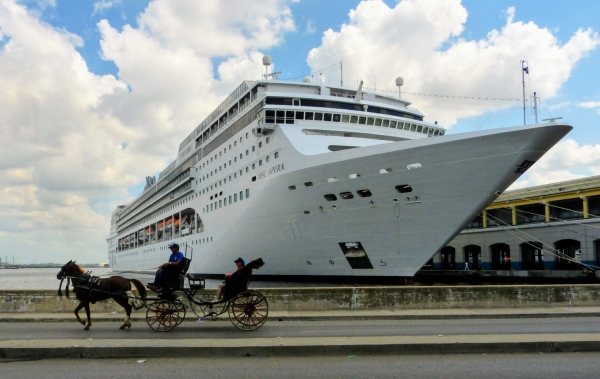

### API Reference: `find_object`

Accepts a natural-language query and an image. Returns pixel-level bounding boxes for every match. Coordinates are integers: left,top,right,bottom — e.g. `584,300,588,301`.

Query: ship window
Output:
234,157,237,162
234,193,237,202
219,200,222,208
219,152,222,156
210,203,213,211
252,176,257,182
240,191,244,200
380,168,393,174
349,173,360,179
333,114,341,122
246,167,249,173
402,123,409,130
210,195,213,200
246,189,249,198
375,118,382,126
288,185,296,190
382,119,389,127
434,129,439,136
357,189,372,197
234,141,237,146
295,111,304,120
234,173,237,178
266,156,270,162
239,153,242,159
293,99,301,106
240,137,243,142
304,211,310,214
274,152,279,159
440,130,445,135
276,110,285,123
252,163,256,169
252,146,256,152
340,192,354,199
286,111,294,124
259,142,262,148
246,133,249,138
246,150,249,156
239,170,243,176
229,144,232,149
223,163,226,168
324,194,337,201
266,137,270,144
417,125,423,133
366,117,374,125
315,113,323,121
259,160,263,166
229,195,232,204
410,124,417,131
342,115,350,123
358,116,366,124
350,115,358,123
324,113,332,122
305,112,314,120
396,184,413,193
304,182,313,187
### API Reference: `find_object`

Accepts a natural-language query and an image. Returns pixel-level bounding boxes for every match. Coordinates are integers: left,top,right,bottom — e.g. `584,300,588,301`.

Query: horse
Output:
57,260,147,330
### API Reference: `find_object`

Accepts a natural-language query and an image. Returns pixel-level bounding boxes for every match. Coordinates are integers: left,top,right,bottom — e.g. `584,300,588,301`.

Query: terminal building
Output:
425,175,600,276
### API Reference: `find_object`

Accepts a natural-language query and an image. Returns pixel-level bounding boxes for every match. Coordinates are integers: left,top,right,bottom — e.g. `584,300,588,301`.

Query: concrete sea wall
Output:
2,285,600,313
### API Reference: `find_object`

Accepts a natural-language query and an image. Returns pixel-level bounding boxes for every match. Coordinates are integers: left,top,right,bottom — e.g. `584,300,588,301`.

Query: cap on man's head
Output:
168,243,179,249
234,257,245,265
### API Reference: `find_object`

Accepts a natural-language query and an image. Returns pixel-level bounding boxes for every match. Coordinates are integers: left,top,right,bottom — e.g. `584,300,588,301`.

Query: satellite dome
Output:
262,55,272,66
395,77,404,87
301,77,312,83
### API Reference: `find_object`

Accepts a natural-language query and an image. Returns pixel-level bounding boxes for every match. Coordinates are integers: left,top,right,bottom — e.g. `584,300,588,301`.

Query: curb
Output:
1,336,600,360
2,312,600,323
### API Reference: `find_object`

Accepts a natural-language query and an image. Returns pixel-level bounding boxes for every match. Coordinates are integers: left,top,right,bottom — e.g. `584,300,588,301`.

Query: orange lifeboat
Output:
158,221,164,228
174,219,180,226
166,218,173,226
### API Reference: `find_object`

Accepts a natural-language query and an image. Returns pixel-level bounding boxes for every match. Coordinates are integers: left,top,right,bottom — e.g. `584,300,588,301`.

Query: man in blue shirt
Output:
147,242,184,292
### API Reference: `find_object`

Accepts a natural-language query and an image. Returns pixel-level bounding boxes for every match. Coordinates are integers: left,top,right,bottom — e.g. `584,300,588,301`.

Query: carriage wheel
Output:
173,300,186,326
146,300,181,332
228,290,268,331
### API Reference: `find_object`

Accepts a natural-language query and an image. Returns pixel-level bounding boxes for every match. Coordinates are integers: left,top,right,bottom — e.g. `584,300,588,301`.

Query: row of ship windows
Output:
322,185,413,201
203,189,250,213
190,237,213,245
202,132,267,170
199,138,274,183
262,110,445,137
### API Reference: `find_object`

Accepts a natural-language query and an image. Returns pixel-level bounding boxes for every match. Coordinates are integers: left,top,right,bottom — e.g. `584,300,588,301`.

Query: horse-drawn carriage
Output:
57,254,268,332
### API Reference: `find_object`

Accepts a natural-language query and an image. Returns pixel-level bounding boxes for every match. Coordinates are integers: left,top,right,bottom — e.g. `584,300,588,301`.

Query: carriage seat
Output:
161,257,192,293
186,273,205,290
223,258,264,301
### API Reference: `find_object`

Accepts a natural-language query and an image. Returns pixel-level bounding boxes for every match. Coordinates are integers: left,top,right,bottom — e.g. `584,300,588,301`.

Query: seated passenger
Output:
214,257,245,301
147,242,184,292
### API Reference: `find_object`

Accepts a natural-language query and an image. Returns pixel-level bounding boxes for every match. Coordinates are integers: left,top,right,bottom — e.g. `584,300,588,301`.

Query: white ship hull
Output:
109,119,571,283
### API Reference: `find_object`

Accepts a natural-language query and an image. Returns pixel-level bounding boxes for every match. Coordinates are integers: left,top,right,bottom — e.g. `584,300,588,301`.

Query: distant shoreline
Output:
1,264,109,269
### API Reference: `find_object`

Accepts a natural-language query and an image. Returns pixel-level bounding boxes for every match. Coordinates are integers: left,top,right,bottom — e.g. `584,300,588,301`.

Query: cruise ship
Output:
107,63,572,283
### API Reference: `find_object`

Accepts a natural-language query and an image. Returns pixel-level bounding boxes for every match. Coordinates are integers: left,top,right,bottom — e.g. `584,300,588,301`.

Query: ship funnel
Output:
395,76,404,99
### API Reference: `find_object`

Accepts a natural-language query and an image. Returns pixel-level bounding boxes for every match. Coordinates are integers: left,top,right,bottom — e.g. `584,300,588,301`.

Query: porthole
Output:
349,173,360,179
324,194,337,201
275,152,279,159
357,189,372,197
327,177,338,183
304,211,310,214
252,176,257,182
379,168,392,174
339,192,354,199
396,185,413,193
304,182,313,187
288,185,296,190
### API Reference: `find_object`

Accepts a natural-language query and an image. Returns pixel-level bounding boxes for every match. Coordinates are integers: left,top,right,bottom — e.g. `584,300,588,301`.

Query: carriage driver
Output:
147,242,184,292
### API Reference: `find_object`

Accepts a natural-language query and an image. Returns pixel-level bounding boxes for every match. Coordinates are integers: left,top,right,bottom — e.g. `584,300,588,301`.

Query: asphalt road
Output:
2,353,600,379
1,317,599,340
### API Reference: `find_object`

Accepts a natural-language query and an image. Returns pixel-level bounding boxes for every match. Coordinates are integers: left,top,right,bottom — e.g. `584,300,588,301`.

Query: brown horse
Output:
57,261,147,330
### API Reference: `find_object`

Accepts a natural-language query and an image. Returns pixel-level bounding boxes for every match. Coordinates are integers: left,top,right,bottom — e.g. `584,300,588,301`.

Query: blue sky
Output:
1,0,599,263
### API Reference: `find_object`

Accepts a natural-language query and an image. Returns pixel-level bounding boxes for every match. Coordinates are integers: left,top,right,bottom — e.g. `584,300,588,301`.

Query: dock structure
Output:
426,175,600,274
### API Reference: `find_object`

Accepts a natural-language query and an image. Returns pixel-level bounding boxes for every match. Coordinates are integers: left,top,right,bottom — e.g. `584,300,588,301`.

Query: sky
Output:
1,0,599,264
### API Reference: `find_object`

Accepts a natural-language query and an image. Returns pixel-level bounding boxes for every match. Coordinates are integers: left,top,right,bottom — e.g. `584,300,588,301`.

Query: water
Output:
0,268,342,290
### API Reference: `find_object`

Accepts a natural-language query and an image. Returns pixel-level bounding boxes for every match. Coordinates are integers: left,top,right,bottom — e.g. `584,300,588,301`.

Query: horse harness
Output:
74,273,128,304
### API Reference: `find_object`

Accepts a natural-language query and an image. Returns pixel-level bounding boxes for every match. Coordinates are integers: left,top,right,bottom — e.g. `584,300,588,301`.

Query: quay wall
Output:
2,285,600,313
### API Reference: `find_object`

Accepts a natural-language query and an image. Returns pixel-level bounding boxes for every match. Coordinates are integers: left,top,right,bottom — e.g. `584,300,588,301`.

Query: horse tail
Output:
129,278,147,310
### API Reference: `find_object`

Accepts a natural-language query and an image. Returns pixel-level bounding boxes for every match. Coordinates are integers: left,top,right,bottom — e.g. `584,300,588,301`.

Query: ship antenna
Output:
521,60,529,125
262,55,281,80
395,77,404,99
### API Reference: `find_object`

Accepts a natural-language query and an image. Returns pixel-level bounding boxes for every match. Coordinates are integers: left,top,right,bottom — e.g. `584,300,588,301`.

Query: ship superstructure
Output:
108,70,571,283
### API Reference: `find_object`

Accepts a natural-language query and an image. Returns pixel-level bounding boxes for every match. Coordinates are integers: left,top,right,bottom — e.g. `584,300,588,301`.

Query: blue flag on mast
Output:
523,67,529,74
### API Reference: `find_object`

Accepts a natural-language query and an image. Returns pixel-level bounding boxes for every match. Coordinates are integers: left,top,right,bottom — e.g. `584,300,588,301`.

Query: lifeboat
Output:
166,218,173,226
158,221,164,228
174,219,180,226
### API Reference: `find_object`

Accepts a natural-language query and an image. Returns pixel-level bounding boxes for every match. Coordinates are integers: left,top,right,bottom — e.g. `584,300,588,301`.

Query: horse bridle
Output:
57,260,75,297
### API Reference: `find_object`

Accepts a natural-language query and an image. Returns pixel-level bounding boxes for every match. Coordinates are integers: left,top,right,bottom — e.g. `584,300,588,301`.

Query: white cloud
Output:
578,101,600,114
92,0,121,16
306,19,316,35
547,101,571,111
307,0,599,127
0,0,295,263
